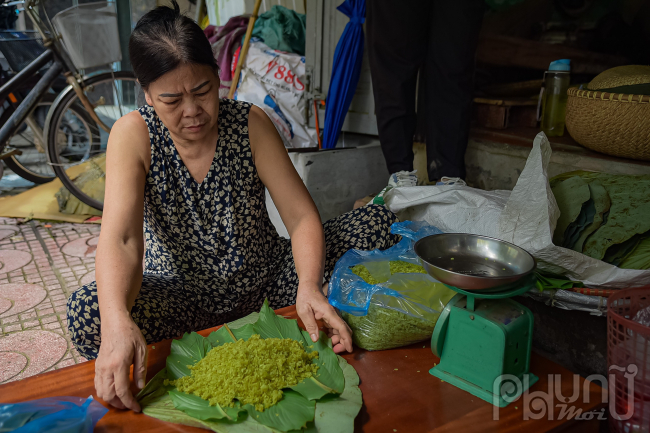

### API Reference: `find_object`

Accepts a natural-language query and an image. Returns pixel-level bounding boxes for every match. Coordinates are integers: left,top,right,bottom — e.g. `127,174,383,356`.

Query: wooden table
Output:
0,306,606,432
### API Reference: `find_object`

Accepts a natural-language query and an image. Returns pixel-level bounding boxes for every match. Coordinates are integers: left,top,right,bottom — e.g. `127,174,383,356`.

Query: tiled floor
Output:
0,217,99,384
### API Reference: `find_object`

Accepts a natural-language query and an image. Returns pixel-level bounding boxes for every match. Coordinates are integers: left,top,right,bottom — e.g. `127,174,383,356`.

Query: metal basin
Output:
414,233,536,291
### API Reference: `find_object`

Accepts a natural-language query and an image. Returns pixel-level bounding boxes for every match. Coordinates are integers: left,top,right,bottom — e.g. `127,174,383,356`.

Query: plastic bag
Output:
234,40,316,149
633,305,650,328
0,396,108,433
328,221,456,350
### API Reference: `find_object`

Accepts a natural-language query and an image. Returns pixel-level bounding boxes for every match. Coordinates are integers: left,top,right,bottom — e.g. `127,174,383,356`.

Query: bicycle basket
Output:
52,1,121,70
0,31,47,72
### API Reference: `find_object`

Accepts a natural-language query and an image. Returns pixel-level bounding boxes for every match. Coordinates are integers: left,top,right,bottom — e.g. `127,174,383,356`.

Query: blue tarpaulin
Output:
322,0,365,149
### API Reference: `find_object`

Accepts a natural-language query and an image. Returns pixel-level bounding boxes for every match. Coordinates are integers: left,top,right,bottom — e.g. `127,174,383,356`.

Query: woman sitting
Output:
66,1,399,412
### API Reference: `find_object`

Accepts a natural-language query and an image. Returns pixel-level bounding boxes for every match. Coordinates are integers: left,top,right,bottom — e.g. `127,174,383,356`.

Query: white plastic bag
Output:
234,40,315,148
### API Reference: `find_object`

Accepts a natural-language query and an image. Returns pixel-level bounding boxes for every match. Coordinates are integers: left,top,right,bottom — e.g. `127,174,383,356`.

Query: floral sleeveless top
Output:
138,99,287,315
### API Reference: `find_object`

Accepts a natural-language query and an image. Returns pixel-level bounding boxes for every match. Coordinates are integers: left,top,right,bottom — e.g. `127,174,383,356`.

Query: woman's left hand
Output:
296,283,353,354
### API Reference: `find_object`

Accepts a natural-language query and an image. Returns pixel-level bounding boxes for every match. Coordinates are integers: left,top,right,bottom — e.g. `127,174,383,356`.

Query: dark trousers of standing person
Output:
367,0,485,181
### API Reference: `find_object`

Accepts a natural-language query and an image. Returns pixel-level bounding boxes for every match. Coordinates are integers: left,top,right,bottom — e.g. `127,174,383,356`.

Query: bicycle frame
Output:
0,50,61,156
25,0,112,132
0,0,112,158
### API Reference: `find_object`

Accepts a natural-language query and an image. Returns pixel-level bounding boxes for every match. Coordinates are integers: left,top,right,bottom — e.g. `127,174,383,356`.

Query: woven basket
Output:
565,66,650,161
566,88,650,161
589,65,650,90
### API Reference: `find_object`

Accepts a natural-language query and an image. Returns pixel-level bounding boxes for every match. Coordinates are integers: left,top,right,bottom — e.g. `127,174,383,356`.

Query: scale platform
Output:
414,234,539,407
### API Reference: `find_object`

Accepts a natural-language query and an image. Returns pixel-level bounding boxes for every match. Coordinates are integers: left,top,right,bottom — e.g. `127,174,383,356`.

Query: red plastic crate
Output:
608,287,650,433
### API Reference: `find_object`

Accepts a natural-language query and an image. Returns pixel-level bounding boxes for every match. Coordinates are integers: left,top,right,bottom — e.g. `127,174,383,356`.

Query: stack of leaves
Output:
550,171,650,270
137,300,362,432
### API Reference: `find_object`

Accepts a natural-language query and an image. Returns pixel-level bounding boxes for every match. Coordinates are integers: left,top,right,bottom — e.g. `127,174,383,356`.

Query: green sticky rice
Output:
351,260,427,285
342,306,437,351
344,261,440,351
170,334,319,412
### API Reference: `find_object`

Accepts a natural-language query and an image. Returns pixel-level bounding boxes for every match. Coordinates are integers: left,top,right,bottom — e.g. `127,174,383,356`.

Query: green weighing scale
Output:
414,234,539,407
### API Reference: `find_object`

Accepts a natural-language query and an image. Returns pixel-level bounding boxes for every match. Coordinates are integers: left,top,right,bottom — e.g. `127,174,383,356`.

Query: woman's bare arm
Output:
94,111,151,411
97,111,149,331
249,106,352,353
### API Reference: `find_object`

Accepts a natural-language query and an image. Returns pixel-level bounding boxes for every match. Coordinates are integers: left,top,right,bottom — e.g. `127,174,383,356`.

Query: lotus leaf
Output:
563,198,595,249
620,237,650,270
137,301,360,432
551,171,650,261
572,181,611,253
138,356,361,433
551,176,591,247
604,232,650,266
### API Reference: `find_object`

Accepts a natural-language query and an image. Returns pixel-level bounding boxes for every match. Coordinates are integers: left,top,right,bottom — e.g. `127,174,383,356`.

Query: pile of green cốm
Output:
169,334,319,412
550,171,650,270
342,260,441,351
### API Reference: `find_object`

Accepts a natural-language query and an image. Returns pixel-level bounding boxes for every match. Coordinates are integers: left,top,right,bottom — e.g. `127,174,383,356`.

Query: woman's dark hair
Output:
129,0,218,89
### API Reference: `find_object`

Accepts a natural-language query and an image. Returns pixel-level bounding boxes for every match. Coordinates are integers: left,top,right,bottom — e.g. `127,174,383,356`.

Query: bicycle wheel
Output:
2,93,99,184
46,71,140,211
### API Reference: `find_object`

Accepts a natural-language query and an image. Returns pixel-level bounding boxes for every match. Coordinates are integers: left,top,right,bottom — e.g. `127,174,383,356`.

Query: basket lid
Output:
588,65,650,91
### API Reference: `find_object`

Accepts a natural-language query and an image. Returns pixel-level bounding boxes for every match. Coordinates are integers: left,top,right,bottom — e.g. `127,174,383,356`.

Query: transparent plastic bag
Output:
328,221,456,350
0,396,108,433
633,305,650,328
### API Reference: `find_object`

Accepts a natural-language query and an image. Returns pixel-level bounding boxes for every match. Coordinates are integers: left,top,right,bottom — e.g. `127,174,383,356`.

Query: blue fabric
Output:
322,0,365,149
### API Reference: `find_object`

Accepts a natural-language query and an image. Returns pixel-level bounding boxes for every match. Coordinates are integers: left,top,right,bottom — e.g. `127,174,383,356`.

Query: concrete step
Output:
465,127,650,191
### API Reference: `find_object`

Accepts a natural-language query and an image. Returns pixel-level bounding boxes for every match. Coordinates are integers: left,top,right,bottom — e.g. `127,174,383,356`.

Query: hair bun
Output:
170,0,181,16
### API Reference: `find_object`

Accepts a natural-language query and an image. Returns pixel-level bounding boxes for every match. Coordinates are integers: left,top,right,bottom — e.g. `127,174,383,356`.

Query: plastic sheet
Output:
0,396,107,433
328,221,456,350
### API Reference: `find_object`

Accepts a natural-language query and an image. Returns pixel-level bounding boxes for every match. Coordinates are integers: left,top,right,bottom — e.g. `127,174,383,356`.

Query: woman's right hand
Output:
94,314,148,412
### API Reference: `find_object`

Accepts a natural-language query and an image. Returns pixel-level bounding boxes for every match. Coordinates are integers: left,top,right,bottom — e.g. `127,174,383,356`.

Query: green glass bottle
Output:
541,59,571,137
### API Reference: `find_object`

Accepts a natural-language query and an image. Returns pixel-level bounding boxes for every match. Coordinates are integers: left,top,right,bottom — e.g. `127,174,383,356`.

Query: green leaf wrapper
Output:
138,300,358,432
244,390,315,431
169,389,245,422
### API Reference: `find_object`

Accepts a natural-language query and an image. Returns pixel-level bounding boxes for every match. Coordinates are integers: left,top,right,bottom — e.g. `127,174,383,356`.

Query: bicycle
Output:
0,0,140,210
0,27,87,184
0,29,67,184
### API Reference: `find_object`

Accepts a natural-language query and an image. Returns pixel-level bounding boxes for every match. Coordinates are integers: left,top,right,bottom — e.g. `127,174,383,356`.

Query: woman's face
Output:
144,63,220,144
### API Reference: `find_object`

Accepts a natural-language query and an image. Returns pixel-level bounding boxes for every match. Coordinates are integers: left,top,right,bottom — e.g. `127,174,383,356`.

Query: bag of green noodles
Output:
328,221,456,350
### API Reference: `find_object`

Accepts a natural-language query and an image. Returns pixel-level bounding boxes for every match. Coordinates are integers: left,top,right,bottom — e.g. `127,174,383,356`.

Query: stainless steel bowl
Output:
414,233,536,291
